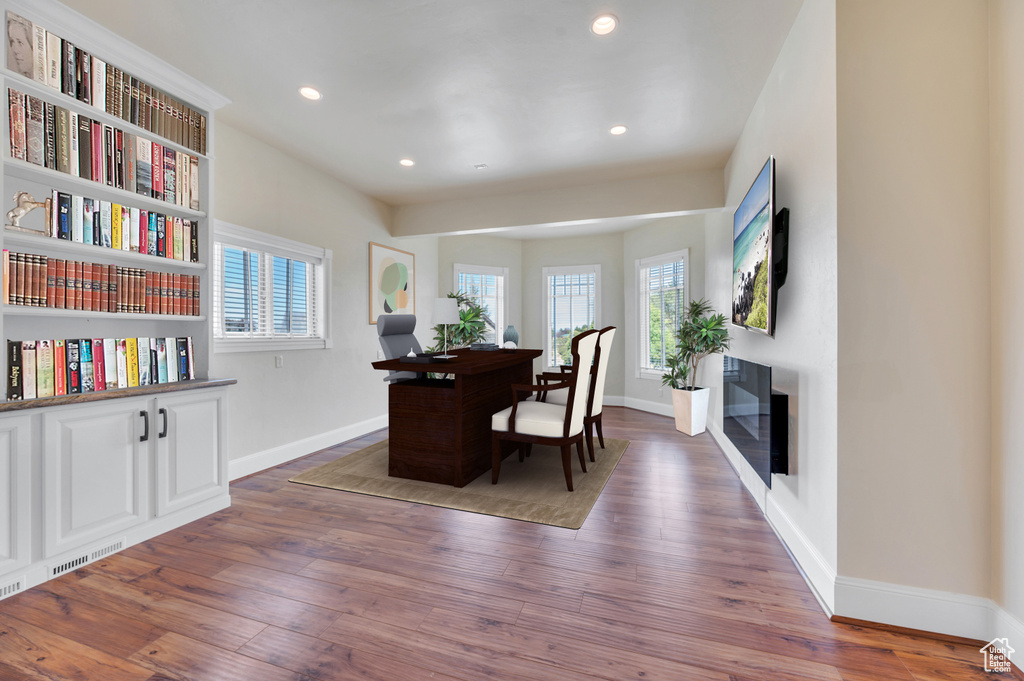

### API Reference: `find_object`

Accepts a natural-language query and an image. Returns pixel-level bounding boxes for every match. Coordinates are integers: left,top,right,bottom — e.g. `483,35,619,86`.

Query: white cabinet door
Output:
155,388,227,517
0,415,32,580
42,398,151,558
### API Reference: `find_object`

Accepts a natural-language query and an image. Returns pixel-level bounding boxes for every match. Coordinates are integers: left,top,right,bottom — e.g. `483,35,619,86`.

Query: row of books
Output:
7,336,195,401
9,90,201,210
7,12,207,154
3,252,200,316
40,190,200,261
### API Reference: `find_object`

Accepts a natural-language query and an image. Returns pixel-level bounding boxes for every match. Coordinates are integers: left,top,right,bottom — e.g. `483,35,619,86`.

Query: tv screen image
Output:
732,156,775,335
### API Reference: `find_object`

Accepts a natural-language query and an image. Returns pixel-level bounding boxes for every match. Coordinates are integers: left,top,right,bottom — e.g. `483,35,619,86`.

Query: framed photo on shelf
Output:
368,242,415,324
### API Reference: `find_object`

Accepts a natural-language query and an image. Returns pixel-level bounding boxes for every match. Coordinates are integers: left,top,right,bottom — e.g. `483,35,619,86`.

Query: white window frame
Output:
542,264,601,368
636,249,689,379
213,220,332,353
453,263,509,343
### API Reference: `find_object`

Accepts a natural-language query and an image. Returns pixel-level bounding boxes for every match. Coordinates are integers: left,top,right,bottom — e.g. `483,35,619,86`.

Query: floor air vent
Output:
49,537,128,578
0,579,24,600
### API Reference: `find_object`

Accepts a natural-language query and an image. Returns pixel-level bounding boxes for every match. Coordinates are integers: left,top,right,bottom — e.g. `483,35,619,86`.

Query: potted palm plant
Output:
662,298,731,435
428,291,489,351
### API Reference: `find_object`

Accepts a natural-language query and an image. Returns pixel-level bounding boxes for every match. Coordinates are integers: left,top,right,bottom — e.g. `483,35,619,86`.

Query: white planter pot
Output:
672,387,710,436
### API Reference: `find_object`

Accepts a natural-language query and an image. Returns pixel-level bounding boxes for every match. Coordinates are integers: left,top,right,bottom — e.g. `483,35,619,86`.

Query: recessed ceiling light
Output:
473,164,488,170
399,158,415,167
591,14,617,36
609,124,628,135
299,86,322,101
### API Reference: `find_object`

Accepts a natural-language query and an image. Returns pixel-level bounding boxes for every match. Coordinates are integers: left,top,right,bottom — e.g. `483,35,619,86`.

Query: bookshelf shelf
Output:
3,305,205,322
4,158,206,219
4,230,206,269
0,376,234,413
4,69,209,160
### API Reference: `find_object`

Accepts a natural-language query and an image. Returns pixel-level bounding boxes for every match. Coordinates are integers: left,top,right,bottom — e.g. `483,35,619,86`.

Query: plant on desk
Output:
428,291,489,352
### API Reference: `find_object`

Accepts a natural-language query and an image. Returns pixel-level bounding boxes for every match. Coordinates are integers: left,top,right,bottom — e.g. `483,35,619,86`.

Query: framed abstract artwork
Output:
368,242,415,323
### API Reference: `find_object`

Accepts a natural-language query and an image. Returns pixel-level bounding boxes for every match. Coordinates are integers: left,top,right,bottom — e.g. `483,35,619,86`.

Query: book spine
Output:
56,106,69,173
103,338,117,390
176,338,189,380
36,340,54,398
91,120,102,181
156,215,166,258
79,339,94,392
65,339,80,394
121,206,130,251
123,337,136,387
173,217,183,260
57,192,70,240
148,213,158,256
164,337,178,382
14,252,24,306
151,142,164,200
81,262,93,312
163,147,176,204
92,339,105,391
82,198,94,246
92,56,106,112
107,264,117,313
111,203,121,250
32,22,46,84
61,39,75,97
7,341,23,401
46,257,56,307
45,32,61,89
186,337,195,379
77,114,92,181
100,200,112,247
190,155,200,210
190,220,199,262
55,259,66,309
137,337,150,385
2,249,8,305
25,95,43,165
8,89,27,161
21,341,36,400
129,207,140,253
103,124,113,185
114,129,124,189
115,339,128,389
71,195,84,243
124,131,136,194
53,340,66,396
69,110,79,177
106,62,115,113
43,102,56,169
156,338,168,383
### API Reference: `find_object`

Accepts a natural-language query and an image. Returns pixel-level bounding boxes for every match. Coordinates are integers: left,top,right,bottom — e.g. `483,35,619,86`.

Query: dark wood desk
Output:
371,348,542,487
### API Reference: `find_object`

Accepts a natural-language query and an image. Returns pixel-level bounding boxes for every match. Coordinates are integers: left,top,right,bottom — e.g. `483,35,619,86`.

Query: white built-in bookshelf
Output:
0,0,234,600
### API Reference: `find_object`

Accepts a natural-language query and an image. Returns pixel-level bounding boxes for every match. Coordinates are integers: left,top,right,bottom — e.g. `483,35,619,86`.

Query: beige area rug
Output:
289,438,629,529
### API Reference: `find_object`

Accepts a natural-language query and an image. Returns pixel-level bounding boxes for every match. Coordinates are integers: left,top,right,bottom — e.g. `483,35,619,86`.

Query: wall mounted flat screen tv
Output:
732,156,777,336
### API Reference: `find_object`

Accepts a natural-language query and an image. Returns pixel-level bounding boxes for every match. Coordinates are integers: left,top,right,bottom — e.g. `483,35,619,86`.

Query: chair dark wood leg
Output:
595,414,605,449
524,443,532,458
585,420,596,462
518,444,525,462
560,445,574,492
492,434,502,484
576,438,587,472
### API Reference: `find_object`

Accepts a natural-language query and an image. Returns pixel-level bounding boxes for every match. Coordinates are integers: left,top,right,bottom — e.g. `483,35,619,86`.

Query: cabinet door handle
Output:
158,408,168,438
140,410,149,442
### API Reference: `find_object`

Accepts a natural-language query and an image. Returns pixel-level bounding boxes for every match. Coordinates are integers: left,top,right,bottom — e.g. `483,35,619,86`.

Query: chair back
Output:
377,314,421,358
377,314,422,382
588,326,616,416
563,329,600,437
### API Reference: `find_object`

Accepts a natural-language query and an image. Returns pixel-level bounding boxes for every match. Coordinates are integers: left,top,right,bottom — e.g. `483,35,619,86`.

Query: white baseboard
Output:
229,415,388,480
621,396,674,417
765,494,837,614
604,395,625,407
835,576,1024,646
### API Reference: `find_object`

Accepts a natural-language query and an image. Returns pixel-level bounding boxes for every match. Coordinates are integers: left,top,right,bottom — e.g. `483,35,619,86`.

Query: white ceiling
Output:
60,0,802,217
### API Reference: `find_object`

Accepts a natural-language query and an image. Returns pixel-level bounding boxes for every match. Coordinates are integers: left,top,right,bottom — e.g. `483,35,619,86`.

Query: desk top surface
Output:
372,348,541,375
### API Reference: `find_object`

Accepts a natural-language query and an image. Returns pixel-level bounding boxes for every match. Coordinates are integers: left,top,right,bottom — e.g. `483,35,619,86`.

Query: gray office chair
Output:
377,314,422,383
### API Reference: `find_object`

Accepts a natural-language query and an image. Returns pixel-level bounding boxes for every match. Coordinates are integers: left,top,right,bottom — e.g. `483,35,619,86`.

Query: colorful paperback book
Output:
7,340,23,401
115,339,128,389
121,206,131,250
173,217,183,260
148,212,158,256
92,339,105,391
65,339,81,394
57,192,71,240
149,338,159,383
71,194,84,242
186,337,195,380
21,341,36,400
126,338,139,387
129,207,140,252
165,337,178,382
156,337,168,384
176,338,189,381
139,209,148,255
103,338,117,390
82,198,95,246
36,339,54,398
111,203,121,250
100,200,112,247
80,339,94,392
54,340,66,396
137,337,151,385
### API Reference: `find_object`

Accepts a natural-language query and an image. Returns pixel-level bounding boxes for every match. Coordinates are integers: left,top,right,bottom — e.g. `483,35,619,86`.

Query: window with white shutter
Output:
213,220,331,352
636,249,688,377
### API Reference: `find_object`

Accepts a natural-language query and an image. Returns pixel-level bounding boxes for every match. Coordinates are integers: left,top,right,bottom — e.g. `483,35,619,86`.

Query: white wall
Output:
520,234,626,398
621,215,707,413
704,0,839,608
437,234,523,337
835,0,991,606
212,123,438,472
989,0,1024,635
394,169,723,237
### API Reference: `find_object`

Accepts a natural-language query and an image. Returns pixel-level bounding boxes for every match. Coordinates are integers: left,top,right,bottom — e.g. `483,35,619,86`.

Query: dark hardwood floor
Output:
0,407,1017,680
